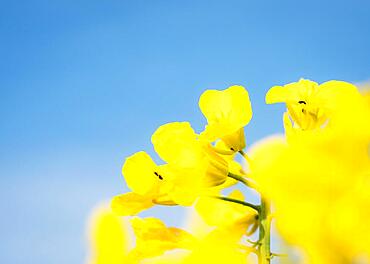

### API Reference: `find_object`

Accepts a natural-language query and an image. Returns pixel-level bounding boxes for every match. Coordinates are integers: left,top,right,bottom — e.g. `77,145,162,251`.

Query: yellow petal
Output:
316,80,359,113
283,111,294,137
265,79,319,105
130,217,196,260
184,225,248,264
165,166,203,206
111,192,154,216
221,127,246,152
122,151,160,195
265,85,287,104
152,122,204,168
213,141,243,176
199,85,252,143
202,144,229,186
141,251,189,264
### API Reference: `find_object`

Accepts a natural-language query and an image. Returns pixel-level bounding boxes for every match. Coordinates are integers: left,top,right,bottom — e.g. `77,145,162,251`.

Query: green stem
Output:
239,150,252,164
258,198,271,264
213,196,260,212
227,172,256,189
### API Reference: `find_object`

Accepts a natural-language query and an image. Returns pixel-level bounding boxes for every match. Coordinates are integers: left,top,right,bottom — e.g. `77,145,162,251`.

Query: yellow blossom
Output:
266,79,359,132
151,122,229,205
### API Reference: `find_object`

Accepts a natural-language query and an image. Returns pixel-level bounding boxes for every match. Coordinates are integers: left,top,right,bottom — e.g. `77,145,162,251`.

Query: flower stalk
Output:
258,197,271,264
227,172,257,189
214,196,260,212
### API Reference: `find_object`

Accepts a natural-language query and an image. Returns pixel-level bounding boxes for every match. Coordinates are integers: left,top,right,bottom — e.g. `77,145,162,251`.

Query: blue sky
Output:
0,0,369,263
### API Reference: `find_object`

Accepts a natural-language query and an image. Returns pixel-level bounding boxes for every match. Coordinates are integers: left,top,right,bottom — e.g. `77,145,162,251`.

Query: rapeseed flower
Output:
151,121,229,204
102,80,370,264
265,79,359,133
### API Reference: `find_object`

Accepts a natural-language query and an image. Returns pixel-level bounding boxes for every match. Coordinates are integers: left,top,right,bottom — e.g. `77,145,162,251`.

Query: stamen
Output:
154,171,163,180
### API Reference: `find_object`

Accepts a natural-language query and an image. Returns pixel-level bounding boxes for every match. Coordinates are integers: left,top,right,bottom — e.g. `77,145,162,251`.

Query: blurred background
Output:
1,0,369,263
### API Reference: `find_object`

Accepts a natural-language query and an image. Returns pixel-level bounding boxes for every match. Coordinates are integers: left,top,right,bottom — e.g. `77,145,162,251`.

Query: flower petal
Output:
122,151,160,195
151,122,203,168
199,85,252,140
111,192,154,216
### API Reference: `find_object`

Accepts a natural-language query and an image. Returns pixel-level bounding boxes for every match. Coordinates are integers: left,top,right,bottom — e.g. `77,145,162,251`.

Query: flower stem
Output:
239,150,252,164
213,196,260,212
227,172,257,189
258,197,271,264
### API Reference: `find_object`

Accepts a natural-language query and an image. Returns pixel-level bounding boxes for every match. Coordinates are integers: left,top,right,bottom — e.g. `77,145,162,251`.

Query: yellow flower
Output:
199,85,253,152
266,79,359,131
113,122,232,214
86,204,132,264
151,122,229,205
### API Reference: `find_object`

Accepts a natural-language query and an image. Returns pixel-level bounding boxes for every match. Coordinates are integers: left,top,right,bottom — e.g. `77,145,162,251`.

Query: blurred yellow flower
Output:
250,128,370,263
86,204,132,264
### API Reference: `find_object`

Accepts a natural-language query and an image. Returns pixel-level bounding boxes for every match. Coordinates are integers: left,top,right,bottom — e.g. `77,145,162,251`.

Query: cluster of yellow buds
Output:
86,79,370,264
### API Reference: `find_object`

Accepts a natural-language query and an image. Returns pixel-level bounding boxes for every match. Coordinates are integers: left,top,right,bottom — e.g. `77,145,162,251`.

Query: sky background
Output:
1,0,369,263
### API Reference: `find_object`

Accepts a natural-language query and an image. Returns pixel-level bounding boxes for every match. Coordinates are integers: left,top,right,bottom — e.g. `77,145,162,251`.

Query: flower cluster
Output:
86,79,370,264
